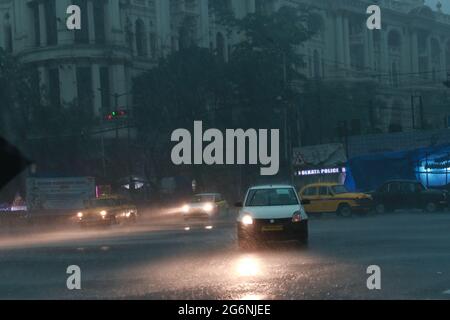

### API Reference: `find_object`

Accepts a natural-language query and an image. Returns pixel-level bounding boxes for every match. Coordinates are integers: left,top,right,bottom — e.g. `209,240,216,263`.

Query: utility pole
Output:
99,89,133,194
280,52,294,185
339,121,349,159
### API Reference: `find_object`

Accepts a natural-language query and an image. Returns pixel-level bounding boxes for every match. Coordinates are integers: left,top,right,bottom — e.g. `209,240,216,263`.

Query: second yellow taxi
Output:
298,183,373,217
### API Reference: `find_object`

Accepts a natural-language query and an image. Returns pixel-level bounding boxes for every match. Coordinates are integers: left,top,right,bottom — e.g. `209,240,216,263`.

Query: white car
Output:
181,193,229,220
236,185,309,248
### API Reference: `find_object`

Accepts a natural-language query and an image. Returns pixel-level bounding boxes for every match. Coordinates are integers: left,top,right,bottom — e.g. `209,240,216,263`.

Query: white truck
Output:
26,177,96,214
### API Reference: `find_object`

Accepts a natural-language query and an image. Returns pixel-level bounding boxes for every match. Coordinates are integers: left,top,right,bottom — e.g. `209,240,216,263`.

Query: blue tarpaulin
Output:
344,144,450,192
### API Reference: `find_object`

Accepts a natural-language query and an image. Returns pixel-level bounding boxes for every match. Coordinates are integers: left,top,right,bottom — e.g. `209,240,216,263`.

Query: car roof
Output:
383,180,421,184
249,184,295,190
301,183,341,188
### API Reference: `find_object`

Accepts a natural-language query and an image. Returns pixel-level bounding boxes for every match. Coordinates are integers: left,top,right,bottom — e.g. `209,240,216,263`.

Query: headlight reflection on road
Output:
240,294,267,300
236,256,261,277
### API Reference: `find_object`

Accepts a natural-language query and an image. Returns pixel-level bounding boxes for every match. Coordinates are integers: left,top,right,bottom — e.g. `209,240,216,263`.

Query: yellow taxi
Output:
298,183,373,217
76,195,138,227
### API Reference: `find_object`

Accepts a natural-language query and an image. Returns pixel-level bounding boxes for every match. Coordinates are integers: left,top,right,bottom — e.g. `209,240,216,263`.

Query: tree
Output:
0,48,99,178
133,46,231,195
132,5,320,196
227,5,320,128
301,79,383,145
0,48,40,143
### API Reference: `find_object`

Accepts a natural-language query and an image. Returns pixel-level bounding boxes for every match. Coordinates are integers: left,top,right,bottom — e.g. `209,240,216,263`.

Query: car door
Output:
300,186,320,213
412,182,427,209
386,182,402,210
318,186,335,213
401,182,417,209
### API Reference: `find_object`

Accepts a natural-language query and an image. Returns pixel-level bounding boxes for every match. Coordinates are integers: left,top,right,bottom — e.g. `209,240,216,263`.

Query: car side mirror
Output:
301,199,311,205
234,202,243,208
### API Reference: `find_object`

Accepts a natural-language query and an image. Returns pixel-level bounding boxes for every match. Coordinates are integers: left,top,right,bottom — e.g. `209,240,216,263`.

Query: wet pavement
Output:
1,211,450,299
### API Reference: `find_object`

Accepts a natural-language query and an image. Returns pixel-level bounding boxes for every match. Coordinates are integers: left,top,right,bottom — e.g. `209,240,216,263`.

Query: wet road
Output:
1,211,450,299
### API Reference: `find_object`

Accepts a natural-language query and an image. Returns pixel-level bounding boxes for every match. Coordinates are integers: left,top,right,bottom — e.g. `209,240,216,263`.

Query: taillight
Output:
292,212,302,223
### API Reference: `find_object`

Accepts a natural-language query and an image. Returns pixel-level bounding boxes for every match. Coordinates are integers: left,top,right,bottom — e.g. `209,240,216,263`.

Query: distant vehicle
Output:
371,180,448,214
76,195,138,227
236,185,309,249
181,193,229,220
299,183,373,217
429,183,450,193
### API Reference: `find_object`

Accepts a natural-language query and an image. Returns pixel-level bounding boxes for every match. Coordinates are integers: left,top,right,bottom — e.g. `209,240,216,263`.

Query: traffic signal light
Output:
105,110,127,121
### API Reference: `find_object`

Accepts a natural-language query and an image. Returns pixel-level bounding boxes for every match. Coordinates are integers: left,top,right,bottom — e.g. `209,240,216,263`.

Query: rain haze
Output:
1,0,450,303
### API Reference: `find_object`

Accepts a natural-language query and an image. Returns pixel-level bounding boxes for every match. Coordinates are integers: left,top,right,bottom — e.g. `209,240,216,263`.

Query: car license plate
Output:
262,225,283,232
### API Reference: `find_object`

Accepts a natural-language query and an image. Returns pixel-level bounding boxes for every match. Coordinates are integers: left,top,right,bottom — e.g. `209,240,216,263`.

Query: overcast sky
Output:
425,0,450,13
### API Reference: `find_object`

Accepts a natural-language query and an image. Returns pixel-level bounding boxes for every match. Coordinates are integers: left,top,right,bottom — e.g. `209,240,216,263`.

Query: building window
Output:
48,68,60,107
3,13,12,53
313,50,321,79
31,4,41,46
150,33,157,59
74,0,89,44
446,41,450,72
179,17,196,50
93,1,106,44
45,0,57,45
76,67,93,113
135,19,148,56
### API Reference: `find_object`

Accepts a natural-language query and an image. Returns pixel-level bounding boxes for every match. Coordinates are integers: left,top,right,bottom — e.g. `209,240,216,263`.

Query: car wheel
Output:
375,203,385,215
337,204,352,218
425,202,437,213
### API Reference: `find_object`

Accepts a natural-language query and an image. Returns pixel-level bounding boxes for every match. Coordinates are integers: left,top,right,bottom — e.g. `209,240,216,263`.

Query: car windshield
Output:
245,188,299,207
191,195,215,203
331,185,349,194
88,199,118,208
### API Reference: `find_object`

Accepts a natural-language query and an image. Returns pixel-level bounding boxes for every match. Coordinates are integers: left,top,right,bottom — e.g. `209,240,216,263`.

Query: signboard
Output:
26,177,95,212
295,167,346,176
293,143,347,167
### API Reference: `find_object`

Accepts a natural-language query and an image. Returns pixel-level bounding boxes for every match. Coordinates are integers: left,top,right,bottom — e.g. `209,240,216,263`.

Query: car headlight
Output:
77,212,83,219
100,210,107,217
242,215,253,225
203,203,214,212
292,211,302,223
182,205,190,213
